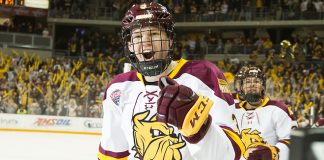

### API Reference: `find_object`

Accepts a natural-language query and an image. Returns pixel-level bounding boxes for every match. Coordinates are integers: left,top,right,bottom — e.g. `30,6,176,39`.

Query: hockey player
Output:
232,66,248,103
98,1,245,160
233,66,297,160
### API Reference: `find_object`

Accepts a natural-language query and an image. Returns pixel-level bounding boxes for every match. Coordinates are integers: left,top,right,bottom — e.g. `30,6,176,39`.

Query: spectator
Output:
57,98,68,116
29,98,42,115
298,113,311,127
255,0,264,17
67,99,78,117
244,0,252,20
4,98,18,113
262,37,273,53
221,0,229,20
42,27,49,37
45,102,57,115
16,106,28,114
254,37,264,49
76,104,85,117
206,2,216,21
88,100,100,118
224,39,233,54
0,101,5,113
313,0,323,13
174,3,182,14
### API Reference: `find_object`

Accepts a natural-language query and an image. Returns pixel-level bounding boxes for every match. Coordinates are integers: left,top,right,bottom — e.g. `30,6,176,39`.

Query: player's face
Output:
128,26,171,62
242,77,263,95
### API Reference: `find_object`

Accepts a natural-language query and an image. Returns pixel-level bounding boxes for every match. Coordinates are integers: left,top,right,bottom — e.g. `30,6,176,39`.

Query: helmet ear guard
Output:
234,66,249,97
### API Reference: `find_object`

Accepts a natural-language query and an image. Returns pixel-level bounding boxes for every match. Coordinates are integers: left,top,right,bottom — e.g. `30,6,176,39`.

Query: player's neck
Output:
245,99,263,110
144,60,177,82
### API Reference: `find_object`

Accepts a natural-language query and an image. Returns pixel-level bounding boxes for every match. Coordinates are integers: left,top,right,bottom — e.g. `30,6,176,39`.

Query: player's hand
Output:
157,76,198,128
157,76,213,142
244,143,279,160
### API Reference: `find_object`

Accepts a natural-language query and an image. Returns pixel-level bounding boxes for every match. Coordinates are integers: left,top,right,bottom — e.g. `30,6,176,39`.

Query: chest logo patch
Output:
132,110,186,160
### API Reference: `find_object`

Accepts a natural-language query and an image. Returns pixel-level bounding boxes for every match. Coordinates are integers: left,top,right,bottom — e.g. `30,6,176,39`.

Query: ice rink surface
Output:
0,131,100,160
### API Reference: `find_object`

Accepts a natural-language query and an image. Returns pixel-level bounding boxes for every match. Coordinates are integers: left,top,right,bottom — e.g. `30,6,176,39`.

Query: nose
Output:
250,83,256,87
141,35,153,51
142,34,152,45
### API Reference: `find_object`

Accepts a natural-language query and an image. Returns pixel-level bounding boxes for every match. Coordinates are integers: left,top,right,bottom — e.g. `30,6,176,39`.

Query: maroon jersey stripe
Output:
103,70,139,100
99,143,130,158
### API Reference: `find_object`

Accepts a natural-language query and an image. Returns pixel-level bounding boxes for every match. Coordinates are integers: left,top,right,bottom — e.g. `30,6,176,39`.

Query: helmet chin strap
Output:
144,60,177,82
137,58,169,76
131,48,173,77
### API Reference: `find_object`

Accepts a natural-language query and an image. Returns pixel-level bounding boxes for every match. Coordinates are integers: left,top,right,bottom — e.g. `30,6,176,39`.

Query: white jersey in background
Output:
233,97,298,160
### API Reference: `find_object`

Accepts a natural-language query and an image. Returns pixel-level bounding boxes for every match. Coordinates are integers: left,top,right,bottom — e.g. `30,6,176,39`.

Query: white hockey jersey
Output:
233,97,298,160
98,59,245,160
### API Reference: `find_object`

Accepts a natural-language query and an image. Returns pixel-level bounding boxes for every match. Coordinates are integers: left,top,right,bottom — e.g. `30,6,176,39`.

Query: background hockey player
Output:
98,1,245,160
233,66,298,160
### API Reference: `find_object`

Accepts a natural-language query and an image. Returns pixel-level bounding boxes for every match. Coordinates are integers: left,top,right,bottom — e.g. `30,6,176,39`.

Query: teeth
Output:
169,140,173,145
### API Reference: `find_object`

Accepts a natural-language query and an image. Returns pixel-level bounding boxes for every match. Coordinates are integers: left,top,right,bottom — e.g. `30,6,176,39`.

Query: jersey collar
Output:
239,96,270,110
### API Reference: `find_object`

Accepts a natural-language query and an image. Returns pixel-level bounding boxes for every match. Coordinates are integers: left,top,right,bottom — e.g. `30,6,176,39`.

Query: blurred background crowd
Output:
47,0,324,21
0,50,322,127
0,0,323,128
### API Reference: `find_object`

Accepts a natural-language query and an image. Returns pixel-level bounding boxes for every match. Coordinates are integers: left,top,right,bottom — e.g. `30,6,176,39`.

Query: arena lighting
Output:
24,0,49,9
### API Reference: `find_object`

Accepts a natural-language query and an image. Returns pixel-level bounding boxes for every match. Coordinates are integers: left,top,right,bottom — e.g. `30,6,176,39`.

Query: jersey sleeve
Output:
273,107,293,160
184,61,236,127
185,124,245,160
98,83,130,160
183,61,245,159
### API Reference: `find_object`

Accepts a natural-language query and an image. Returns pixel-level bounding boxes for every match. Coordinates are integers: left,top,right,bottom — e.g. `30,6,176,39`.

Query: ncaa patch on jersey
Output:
218,79,231,93
110,89,121,106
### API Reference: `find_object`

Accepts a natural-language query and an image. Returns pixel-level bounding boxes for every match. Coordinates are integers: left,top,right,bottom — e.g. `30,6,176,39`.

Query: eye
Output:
133,35,141,39
150,129,165,137
151,32,160,36
132,34,142,40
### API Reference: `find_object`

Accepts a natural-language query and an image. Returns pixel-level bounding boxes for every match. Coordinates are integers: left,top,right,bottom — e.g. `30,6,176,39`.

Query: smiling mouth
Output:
142,51,155,60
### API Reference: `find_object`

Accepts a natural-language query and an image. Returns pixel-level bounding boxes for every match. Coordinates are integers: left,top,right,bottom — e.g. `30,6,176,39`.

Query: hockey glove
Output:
157,76,214,143
244,143,279,160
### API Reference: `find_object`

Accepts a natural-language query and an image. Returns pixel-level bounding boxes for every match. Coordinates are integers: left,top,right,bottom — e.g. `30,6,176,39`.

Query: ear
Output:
128,42,134,52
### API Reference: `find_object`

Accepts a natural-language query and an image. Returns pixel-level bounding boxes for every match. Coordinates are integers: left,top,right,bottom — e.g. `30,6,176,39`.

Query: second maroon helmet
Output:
241,66,266,103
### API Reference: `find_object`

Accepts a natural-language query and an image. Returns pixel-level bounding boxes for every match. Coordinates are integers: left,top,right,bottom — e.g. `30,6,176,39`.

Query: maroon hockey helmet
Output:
242,66,266,87
121,2,175,76
241,66,266,103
